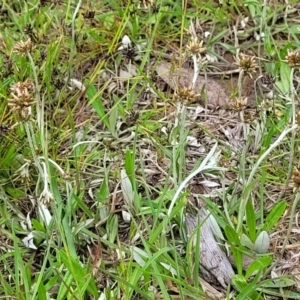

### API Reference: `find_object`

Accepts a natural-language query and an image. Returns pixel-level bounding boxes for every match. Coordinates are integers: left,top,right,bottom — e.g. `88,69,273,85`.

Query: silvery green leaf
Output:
73,219,94,235
121,169,134,206
207,213,225,240
98,293,106,300
240,234,255,250
99,207,108,220
254,231,270,254
22,232,37,250
160,263,178,276
131,246,147,267
122,210,131,223
38,204,52,226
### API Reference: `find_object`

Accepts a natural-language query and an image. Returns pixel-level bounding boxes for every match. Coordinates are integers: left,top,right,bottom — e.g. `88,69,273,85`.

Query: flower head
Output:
231,97,248,111
292,169,300,190
285,50,300,67
186,37,206,57
12,38,32,56
296,111,300,128
174,86,197,104
7,79,35,120
235,54,258,77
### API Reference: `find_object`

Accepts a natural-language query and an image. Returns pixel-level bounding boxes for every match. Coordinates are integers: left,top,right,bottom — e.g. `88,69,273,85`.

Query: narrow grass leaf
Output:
59,250,98,297
86,84,110,129
73,193,93,218
125,148,136,188
56,270,74,300
246,200,256,242
225,225,243,274
108,104,117,137
37,281,47,300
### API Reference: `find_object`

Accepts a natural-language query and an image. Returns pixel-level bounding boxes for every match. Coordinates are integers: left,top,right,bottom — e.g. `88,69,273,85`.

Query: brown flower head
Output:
243,110,258,124
0,124,10,138
138,0,155,9
296,111,300,128
235,54,258,77
186,37,206,57
174,86,197,103
285,50,300,67
12,38,32,56
231,97,248,112
7,79,35,120
292,169,300,189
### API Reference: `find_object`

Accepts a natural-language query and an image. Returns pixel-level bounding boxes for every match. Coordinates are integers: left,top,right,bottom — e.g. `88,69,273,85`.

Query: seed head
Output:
174,86,197,104
0,124,10,137
296,111,300,128
243,111,258,124
285,50,300,67
235,54,258,77
186,37,206,57
292,169,300,190
7,79,35,120
138,0,155,9
12,38,32,56
231,97,248,111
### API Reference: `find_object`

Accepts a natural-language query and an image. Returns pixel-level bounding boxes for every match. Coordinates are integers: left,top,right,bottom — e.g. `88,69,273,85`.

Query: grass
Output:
1,0,300,299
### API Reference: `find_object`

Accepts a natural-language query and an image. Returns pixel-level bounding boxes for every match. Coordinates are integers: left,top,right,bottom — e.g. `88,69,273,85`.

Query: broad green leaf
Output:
259,277,295,288
233,273,263,300
262,201,287,232
257,289,300,299
225,225,240,245
279,62,291,94
245,256,272,280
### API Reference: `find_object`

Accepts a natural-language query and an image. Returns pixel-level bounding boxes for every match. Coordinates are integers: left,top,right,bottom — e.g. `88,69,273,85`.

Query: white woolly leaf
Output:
121,169,134,206
254,231,270,254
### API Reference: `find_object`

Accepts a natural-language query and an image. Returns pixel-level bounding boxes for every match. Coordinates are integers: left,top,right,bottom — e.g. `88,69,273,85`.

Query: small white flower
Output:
240,17,249,29
254,32,265,41
69,79,85,91
118,35,132,50
204,31,211,38
122,35,131,47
